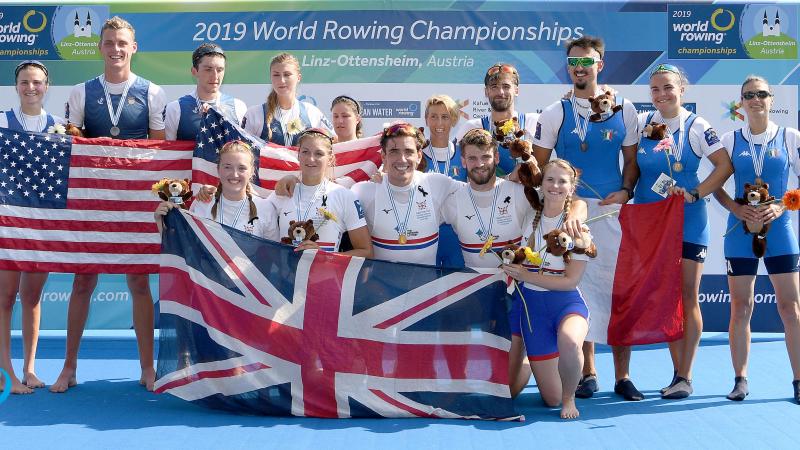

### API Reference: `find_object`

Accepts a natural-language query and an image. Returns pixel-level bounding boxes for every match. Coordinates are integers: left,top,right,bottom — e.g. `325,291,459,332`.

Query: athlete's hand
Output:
732,203,760,223
759,203,784,224
196,185,216,202
599,189,629,206
668,185,695,204
561,218,586,239
275,175,300,197
294,240,321,252
154,201,175,217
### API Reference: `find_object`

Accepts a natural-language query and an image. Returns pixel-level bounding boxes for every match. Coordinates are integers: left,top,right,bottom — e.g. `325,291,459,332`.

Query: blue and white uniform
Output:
422,141,466,268
442,179,529,269
510,213,590,360
635,108,724,262
0,108,64,132
721,123,800,275
352,172,459,265
164,90,247,140
266,181,366,252
533,93,638,344
66,74,167,139
242,100,333,146
457,112,539,176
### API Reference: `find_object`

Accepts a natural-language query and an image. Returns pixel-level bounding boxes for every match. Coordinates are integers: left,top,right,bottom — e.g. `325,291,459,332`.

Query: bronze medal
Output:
672,161,683,172
580,141,588,151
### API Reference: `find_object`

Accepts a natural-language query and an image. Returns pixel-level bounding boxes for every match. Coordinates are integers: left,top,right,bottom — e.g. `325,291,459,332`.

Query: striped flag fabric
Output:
156,208,519,420
0,128,193,273
191,107,382,196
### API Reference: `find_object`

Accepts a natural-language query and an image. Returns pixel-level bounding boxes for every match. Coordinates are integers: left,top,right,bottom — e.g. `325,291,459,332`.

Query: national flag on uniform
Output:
0,128,193,273
191,107,382,196
155,208,519,420
608,195,684,346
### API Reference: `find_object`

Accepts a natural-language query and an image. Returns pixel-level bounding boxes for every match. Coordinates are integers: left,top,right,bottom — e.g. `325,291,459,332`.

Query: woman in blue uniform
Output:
634,64,732,399
714,75,800,404
421,95,466,268
0,60,65,394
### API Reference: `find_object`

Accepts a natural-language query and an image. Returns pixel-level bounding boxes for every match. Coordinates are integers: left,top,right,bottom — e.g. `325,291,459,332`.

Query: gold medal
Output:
755,177,763,185
672,161,683,172
398,234,407,245
580,141,589,151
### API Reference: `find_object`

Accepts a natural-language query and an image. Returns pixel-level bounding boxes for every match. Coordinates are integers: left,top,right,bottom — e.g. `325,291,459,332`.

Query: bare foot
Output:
1,374,34,394
140,367,156,392
560,397,580,419
49,367,77,393
23,372,46,389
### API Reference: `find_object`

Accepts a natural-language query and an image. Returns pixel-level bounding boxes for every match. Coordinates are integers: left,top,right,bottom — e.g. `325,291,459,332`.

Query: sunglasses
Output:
651,63,680,75
383,122,418,138
486,64,517,76
742,90,772,100
567,57,598,67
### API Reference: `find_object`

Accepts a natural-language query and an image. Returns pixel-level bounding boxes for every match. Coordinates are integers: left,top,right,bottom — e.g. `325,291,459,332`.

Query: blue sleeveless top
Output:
422,141,467,181
555,97,627,199
260,101,311,146
4,110,56,132
176,93,239,141
83,75,151,139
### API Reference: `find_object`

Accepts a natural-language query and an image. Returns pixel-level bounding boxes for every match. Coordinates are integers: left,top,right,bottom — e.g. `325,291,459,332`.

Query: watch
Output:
689,189,700,202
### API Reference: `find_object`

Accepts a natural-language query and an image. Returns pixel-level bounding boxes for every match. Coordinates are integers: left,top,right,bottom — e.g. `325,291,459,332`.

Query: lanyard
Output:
468,184,500,243
425,143,453,175
570,93,590,147
295,181,327,222
13,107,45,132
656,110,686,164
218,196,247,228
101,75,133,132
386,181,416,241
744,125,772,182
536,211,567,270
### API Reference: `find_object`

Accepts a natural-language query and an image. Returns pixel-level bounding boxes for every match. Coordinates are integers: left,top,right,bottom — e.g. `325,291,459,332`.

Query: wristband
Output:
620,186,633,199
690,189,700,202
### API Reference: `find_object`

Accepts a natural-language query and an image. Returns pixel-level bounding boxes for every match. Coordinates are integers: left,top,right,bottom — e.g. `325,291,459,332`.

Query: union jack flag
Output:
192,107,382,196
155,209,519,420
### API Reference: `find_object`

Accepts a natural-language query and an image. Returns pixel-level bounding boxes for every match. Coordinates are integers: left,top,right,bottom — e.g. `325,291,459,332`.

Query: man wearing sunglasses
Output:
533,35,643,402
457,63,539,177
164,43,247,141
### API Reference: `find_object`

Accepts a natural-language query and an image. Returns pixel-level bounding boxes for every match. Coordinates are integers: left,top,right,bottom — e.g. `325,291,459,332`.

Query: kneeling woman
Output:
504,159,590,419
265,128,373,257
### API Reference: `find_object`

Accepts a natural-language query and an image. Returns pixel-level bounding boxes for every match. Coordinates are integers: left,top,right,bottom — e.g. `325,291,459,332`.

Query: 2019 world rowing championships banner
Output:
2,1,799,331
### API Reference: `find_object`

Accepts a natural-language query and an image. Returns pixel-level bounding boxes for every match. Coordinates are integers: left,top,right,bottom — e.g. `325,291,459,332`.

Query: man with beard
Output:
532,35,642,401
457,64,539,176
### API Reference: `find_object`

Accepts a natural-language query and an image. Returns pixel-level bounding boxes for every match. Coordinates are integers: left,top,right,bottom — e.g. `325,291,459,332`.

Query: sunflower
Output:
523,247,542,266
498,119,516,136
151,178,170,196
318,207,338,223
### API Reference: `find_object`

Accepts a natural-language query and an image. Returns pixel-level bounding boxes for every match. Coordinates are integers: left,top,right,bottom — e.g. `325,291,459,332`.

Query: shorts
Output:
682,241,707,263
513,287,589,361
726,254,800,276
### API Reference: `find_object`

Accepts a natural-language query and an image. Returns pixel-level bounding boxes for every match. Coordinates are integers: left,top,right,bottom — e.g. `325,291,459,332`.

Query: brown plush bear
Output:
509,138,532,162
65,123,83,137
735,182,775,257
498,244,527,265
153,178,192,209
643,122,668,140
588,90,623,122
571,229,598,258
281,219,319,246
544,229,574,264
493,117,525,143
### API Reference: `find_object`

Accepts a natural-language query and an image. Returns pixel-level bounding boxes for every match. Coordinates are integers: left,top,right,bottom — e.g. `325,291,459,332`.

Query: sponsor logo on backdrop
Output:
722,99,744,122
51,6,106,60
360,101,420,119
0,5,107,60
455,98,470,120
0,7,49,57
669,4,797,59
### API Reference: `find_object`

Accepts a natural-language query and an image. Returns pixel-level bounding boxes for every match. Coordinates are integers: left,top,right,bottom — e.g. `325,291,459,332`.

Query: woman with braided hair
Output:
155,140,274,237
504,158,591,420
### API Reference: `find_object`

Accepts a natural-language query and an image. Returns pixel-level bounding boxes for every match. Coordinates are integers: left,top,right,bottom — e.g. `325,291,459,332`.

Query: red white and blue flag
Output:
0,128,193,273
191,107,382,196
154,209,519,420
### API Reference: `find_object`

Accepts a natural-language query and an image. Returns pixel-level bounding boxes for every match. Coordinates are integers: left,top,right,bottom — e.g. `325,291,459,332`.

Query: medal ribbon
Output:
425,143,453,176
218,196,247,228
468,184,500,244
102,75,133,132
657,110,686,165
745,125,771,180
570,93,590,145
386,181,416,240
13,107,45,132
295,181,327,222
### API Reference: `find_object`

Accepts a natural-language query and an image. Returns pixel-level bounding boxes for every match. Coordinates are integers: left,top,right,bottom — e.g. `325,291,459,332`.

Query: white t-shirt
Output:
455,112,539,142
241,100,333,139
189,193,276,238
164,90,248,140
638,108,723,158
533,95,639,149
520,211,589,291
66,73,167,130
442,179,530,268
265,181,365,252
0,108,66,131
351,172,461,265
721,122,800,176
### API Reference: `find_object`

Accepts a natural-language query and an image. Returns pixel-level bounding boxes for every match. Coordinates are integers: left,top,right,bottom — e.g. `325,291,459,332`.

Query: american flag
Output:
155,209,519,420
0,128,193,273
192,107,382,196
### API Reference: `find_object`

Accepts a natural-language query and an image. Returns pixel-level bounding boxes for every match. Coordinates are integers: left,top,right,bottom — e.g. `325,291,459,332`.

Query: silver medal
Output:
110,126,120,137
